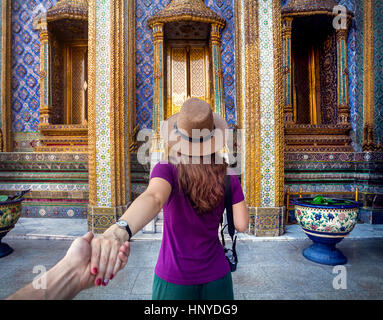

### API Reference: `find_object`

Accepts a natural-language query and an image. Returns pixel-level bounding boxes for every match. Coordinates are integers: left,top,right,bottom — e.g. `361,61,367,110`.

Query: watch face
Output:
117,220,128,227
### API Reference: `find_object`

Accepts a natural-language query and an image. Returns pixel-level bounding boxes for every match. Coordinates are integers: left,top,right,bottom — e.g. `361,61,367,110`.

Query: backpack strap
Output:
224,175,235,239
221,175,238,262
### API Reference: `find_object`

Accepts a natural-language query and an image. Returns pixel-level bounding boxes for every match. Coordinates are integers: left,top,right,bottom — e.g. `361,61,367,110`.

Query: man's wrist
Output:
46,257,82,299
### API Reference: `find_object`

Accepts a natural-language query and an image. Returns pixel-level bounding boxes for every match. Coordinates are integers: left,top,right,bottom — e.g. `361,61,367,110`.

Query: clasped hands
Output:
63,227,131,292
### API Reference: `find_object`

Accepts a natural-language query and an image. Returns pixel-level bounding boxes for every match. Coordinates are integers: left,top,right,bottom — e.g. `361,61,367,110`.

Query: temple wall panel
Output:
374,0,383,144
0,0,381,228
281,0,382,225
0,2,2,129
135,0,237,130
10,0,58,151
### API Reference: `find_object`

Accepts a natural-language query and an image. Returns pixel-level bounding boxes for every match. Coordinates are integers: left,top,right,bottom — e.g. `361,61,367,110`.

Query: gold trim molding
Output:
273,0,284,208
362,0,378,151
242,0,261,208
1,0,12,152
88,0,97,206
88,0,133,225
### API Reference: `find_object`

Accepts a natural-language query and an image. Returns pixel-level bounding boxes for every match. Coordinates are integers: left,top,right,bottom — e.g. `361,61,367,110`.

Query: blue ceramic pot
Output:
293,198,361,265
0,198,24,258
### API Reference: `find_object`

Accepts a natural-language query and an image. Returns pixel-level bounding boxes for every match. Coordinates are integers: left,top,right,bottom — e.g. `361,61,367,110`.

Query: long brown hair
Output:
174,153,228,214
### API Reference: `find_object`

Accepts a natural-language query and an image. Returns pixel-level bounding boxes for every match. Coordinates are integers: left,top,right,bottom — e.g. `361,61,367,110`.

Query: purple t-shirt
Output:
150,161,245,285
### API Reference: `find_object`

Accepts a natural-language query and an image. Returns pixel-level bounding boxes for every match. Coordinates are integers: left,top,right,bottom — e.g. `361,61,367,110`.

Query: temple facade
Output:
0,0,382,236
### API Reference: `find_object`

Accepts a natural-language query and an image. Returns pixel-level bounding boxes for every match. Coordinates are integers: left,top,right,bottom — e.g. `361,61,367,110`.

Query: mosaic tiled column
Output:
362,0,377,151
336,26,351,125
38,22,52,126
88,0,128,233
210,23,225,117
145,22,166,233
237,0,285,237
282,17,294,124
1,0,12,151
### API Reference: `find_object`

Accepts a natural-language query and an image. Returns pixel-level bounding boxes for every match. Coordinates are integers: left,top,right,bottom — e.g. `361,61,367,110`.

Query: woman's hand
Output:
90,226,131,286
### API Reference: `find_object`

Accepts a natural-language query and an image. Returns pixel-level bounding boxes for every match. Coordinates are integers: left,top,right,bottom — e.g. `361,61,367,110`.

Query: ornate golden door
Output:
165,42,211,119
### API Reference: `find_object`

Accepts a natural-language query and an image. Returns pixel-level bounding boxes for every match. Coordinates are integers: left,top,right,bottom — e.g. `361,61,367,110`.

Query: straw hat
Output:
160,98,228,156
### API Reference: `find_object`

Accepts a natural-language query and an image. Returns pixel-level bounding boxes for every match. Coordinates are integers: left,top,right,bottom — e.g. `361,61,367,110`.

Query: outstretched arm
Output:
6,232,128,300
90,177,171,287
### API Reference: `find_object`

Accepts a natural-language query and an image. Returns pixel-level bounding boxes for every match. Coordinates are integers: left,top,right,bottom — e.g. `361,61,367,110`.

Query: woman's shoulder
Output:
227,167,244,204
150,161,177,186
154,160,177,170
227,167,240,180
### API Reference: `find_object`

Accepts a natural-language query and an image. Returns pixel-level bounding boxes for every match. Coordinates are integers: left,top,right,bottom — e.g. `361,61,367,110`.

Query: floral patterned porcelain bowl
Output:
293,197,361,265
0,197,25,258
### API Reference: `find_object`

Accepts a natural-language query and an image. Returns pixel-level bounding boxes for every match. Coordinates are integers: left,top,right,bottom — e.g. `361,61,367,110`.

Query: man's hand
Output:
62,232,96,291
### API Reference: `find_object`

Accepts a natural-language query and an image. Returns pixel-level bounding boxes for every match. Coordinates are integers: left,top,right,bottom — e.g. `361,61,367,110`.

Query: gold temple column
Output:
38,22,52,126
145,22,165,233
125,0,136,204
336,25,351,125
1,0,12,151
282,17,294,124
88,0,129,233
362,0,377,151
210,23,225,117
237,0,285,237
150,22,165,165
152,23,165,137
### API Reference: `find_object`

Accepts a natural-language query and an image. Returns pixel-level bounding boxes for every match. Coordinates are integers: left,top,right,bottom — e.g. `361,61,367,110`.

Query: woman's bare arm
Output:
89,177,172,287
233,200,249,232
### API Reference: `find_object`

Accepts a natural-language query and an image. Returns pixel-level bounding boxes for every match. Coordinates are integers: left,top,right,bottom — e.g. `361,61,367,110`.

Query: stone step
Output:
130,171,149,184
155,220,163,233
129,152,150,201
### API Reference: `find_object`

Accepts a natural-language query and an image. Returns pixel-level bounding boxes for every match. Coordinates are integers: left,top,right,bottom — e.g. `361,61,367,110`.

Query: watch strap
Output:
117,220,132,242
124,223,132,242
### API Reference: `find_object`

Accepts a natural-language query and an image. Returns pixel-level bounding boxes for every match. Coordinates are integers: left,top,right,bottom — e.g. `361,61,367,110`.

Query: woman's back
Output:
150,161,244,285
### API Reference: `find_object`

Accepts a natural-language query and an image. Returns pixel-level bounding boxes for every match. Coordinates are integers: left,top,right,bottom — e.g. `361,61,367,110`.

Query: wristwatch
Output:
115,220,132,241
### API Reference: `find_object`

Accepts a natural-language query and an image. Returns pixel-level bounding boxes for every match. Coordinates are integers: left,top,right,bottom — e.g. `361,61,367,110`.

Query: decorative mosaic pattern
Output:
0,2,2,130
254,207,284,237
338,0,361,151
135,0,237,129
295,204,358,234
354,0,364,151
0,201,22,233
374,0,383,144
13,132,42,152
258,0,275,207
0,152,89,218
95,0,112,207
281,0,290,7
285,151,383,195
206,0,236,126
22,204,87,218
11,0,58,133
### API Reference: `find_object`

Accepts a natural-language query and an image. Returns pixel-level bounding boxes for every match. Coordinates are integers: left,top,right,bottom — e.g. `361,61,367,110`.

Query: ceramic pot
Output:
293,198,360,265
0,198,24,258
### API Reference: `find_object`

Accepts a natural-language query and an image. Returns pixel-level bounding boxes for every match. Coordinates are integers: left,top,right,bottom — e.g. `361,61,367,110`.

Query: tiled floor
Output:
1,238,382,300
6,218,383,241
